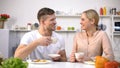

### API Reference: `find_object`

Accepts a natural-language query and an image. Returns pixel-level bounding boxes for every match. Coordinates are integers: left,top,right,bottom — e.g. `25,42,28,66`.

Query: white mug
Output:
75,52,84,62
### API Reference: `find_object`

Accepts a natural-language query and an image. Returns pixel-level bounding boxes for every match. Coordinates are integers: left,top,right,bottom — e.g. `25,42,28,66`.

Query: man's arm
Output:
102,32,114,61
59,50,67,61
14,36,52,60
14,41,38,60
52,50,67,62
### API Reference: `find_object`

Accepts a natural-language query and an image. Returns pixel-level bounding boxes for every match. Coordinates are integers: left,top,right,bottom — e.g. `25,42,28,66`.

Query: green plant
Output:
0,57,28,68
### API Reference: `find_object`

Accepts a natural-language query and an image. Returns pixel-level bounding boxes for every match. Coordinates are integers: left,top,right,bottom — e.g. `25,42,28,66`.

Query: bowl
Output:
48,54,60,58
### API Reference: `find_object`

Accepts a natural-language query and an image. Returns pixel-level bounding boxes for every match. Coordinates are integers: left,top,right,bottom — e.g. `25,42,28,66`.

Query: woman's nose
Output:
80,22,82,24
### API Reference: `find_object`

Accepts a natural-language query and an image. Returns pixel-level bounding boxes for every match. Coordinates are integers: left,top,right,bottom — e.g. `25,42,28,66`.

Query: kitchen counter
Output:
28,62,95,68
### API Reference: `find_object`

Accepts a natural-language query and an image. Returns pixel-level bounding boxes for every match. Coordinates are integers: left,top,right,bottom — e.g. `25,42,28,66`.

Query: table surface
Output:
28,62,95,68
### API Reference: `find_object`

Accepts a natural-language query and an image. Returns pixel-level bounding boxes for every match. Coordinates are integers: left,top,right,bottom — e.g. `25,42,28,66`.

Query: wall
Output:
0,0,120,29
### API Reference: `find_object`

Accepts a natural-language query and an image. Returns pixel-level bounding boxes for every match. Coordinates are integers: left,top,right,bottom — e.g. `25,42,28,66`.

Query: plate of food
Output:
84,61,95,65
30,59,52,64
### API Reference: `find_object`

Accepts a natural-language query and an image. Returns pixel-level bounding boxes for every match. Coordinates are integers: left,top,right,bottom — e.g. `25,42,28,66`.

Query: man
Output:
14,7,67,61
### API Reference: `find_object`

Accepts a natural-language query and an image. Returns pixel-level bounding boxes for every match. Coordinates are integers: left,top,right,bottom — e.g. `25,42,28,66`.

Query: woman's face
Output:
80,13,92,30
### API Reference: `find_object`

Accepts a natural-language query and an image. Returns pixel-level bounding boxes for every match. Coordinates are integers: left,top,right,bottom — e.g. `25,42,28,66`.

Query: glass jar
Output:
112,8,116,15
100,8,103,15
110,8,117,15
27,23,32,30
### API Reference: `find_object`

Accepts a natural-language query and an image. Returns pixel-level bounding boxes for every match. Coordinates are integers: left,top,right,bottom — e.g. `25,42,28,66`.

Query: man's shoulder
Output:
53,31,61,36
53,31,63,38
24,30,38,36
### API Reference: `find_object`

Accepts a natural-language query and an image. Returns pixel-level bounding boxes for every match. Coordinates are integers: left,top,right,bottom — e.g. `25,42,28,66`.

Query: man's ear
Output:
40,19,45,25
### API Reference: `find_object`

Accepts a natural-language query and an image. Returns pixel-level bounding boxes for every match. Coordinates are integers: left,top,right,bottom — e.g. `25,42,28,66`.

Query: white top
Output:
20,30,65,59
28,62,95,68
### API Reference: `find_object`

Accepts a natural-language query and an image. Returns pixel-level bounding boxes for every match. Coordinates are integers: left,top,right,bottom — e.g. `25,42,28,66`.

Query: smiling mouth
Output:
54,25,56,27
53,25,56,28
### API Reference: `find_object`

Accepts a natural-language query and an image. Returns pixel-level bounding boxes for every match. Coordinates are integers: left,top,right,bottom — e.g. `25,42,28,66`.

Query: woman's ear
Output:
90,19,95,25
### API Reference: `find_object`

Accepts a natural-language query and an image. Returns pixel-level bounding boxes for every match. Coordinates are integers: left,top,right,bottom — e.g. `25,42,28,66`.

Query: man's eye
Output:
51,19,55,21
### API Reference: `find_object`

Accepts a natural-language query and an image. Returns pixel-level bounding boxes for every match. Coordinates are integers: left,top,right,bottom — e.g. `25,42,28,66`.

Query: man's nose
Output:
54,21,57,25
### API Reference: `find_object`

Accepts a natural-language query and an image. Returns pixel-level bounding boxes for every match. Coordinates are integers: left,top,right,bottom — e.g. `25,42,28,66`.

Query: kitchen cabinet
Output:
0,29,28,58
0,29,18,58
111,15,120,61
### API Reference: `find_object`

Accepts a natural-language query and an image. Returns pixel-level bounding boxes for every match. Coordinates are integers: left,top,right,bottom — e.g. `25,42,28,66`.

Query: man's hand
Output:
51,50,67,62
51,50,61,61
51,55,61,61
36,36,52,46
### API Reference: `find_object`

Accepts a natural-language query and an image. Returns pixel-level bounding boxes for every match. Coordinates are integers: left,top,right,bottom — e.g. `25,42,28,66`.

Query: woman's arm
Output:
102,32,114,61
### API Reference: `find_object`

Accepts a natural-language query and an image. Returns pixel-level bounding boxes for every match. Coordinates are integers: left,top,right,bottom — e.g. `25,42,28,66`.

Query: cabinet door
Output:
0,29,9,58
112,16,120,62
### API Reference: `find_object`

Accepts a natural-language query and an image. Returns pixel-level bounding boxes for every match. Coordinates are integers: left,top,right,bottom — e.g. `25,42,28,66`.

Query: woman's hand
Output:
70,53,75,62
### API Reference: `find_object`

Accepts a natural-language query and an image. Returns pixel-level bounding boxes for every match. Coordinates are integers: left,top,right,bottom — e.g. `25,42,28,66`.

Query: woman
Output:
70,9,114,62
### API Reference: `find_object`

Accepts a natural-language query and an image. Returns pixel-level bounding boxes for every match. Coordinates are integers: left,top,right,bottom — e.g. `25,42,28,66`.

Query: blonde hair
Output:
83,9,99,26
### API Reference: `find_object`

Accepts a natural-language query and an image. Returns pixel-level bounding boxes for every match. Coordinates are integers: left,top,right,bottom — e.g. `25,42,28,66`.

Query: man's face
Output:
43,14,57,31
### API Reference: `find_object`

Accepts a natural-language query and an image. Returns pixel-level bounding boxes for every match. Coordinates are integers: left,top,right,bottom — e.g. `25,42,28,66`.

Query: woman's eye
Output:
81,18,84,21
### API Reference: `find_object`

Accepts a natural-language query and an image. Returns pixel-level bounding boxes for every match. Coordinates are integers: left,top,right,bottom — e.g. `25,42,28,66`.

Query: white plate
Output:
84,61,95,65
48,54,60,58
30,60,52,64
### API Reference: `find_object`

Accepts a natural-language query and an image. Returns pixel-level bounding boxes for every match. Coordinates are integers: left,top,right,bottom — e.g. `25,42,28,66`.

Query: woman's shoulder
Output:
97,30,107,35
75,31,86,37
76,31,86,35
95,30,109,38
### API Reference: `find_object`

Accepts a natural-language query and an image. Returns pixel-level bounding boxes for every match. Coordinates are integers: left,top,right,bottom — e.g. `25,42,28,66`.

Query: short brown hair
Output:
37,7,55,22
83,9,99,26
